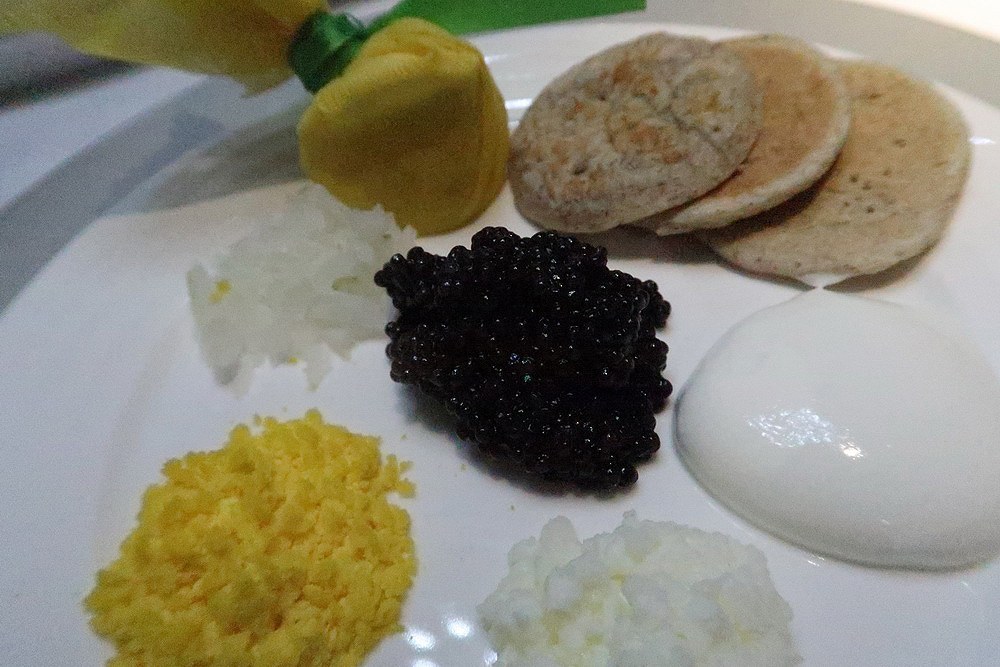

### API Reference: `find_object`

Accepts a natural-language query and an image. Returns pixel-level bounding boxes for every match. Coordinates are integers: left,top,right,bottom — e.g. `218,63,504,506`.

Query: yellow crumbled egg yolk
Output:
85,410,416,666
208,280,231,304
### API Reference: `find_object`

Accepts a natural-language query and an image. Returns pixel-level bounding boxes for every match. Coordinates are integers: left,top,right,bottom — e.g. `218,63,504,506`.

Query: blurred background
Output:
1,0,997,94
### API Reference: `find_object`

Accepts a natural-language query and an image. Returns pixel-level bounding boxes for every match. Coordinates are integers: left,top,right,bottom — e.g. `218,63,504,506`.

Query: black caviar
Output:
374,227,672,490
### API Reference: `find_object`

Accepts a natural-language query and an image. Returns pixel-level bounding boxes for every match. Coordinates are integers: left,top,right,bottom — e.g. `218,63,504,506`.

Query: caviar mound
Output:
374,227,672,490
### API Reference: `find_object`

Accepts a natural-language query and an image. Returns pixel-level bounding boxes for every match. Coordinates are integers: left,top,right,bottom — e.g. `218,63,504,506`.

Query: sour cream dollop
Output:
676,289,1000,569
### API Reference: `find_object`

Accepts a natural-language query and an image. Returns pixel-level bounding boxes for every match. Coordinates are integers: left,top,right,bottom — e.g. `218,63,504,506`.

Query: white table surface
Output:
847,0,1000,41
1,0,998,310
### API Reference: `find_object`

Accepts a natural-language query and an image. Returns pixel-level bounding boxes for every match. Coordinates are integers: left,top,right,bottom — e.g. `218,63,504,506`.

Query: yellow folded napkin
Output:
298,18,508,234
0,0,322,91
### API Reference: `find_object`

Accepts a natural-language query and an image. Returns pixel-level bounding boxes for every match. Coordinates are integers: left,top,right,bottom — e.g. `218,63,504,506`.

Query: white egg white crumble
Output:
478,512,799,666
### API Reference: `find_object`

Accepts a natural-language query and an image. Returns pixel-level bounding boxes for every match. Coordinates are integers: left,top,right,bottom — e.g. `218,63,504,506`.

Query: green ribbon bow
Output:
289,0,646,93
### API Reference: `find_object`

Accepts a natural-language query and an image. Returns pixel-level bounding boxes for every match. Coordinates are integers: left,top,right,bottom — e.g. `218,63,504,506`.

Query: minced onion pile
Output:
187,184,415,390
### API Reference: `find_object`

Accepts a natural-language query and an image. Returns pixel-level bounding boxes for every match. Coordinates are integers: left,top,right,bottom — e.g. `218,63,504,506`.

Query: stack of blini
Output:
508,33,970,280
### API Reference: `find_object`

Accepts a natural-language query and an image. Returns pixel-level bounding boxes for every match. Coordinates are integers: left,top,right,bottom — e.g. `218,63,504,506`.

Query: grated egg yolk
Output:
85,410,415,666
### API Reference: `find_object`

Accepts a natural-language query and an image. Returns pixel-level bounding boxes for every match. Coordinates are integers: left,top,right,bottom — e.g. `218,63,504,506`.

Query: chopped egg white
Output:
478,513,799,666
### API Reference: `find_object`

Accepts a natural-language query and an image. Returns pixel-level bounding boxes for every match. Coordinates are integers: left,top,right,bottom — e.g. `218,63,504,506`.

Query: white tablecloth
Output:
849,0,1000,41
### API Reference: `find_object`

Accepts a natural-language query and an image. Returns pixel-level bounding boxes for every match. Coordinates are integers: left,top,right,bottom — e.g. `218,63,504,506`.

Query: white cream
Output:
675,289,1000,569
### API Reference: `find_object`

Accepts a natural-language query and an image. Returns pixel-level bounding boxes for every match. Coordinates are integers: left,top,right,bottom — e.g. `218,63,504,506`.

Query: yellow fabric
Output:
298,18,509,235
1,4,510,232
0,0,323,91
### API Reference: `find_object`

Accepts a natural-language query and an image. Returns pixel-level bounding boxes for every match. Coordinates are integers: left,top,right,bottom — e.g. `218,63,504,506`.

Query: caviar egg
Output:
676,289,1000,569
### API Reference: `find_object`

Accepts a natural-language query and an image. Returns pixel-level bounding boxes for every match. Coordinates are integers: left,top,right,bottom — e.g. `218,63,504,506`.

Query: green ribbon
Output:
289,0,646,93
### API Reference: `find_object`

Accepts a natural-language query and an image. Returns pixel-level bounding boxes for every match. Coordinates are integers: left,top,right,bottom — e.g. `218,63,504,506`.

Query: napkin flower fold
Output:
298,17,508,234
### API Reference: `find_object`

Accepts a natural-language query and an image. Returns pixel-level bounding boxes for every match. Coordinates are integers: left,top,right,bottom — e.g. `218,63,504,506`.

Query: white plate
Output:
4,21,1000,666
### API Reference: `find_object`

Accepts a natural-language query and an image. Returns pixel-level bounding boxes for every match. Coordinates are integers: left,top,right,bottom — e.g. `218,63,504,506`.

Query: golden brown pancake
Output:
508,33,761,233
701,60,970,279
640,34,850,234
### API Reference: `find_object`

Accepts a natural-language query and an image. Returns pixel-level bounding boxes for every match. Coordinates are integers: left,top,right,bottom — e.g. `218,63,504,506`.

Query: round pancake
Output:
508,33,762,233
701,60,970,279
640,34,850,234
